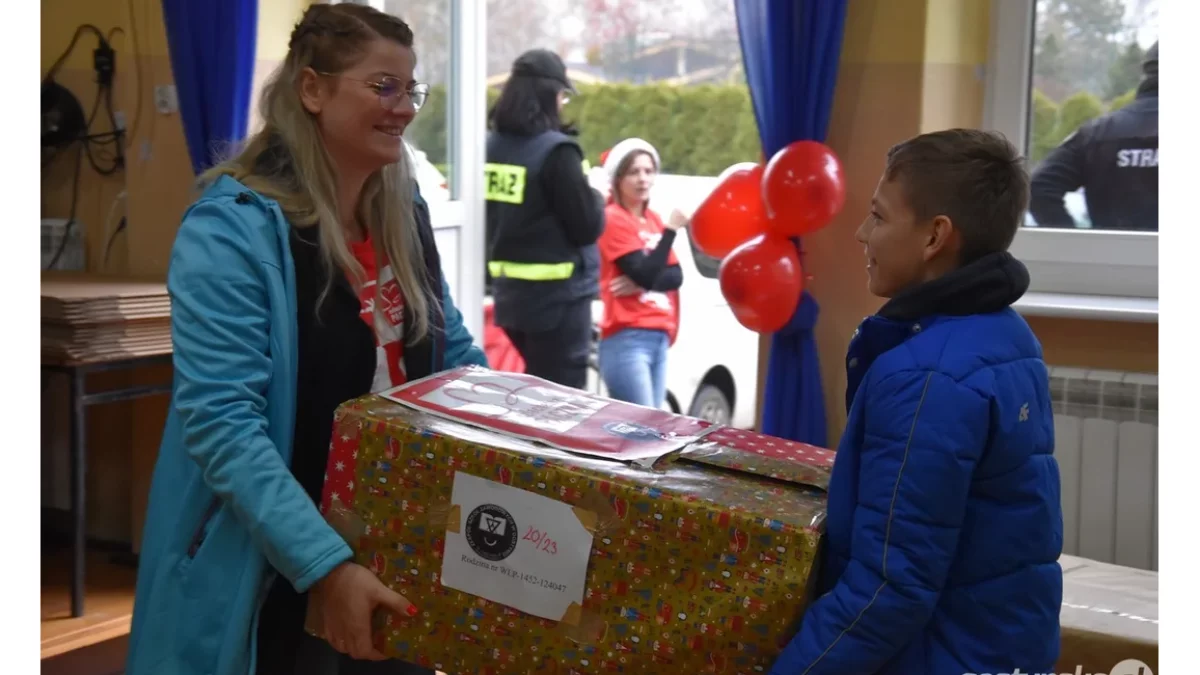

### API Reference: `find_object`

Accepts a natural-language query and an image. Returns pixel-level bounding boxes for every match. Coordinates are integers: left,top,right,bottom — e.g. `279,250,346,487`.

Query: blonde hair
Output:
199,3,436,342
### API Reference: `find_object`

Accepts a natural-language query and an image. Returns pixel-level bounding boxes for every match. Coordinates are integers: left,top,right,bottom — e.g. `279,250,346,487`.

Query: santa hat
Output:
602,138,661,180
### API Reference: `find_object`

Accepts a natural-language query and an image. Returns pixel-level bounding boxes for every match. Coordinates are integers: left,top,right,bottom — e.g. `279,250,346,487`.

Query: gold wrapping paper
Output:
314,395,829,674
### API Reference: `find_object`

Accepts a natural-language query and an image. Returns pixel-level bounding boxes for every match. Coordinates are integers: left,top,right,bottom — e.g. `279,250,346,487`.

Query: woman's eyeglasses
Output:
369,76,429,111
318,72,430,111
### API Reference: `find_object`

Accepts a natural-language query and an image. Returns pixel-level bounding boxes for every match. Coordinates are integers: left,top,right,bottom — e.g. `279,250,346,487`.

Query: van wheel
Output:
689,385,732,424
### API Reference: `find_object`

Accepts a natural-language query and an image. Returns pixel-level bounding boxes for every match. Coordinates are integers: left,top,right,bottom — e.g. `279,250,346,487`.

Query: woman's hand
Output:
610,275,642,297
310,561,417,661
666,208,689,232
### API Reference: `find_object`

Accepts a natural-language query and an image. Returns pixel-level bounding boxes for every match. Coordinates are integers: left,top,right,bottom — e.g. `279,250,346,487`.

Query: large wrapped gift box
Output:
314,366,831,674
1056,554,1157,675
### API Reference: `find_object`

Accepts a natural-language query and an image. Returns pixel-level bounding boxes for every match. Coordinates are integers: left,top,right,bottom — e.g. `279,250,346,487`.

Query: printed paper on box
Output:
383,367,714,466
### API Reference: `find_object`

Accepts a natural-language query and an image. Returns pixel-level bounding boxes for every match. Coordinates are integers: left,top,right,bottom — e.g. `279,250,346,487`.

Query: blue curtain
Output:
161,0,258,174
734,0,848,447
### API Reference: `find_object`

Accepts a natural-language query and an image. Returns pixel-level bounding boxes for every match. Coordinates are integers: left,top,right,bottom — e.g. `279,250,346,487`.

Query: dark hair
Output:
611,149,657,205
488,75,573,136
884,128,1029,262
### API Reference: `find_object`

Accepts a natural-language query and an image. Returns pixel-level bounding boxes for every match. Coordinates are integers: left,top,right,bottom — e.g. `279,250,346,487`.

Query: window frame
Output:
333,0,488,339
983,0,1158,320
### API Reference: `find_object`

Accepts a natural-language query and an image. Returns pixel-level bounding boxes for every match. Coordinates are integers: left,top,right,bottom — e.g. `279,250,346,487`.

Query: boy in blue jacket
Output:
770,129,1064,675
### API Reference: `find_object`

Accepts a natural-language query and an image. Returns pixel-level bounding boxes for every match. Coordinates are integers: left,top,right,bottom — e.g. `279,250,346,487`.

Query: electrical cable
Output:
85,84,125,175
103,217,128,268
101,190,129,269
46,141,86,270
42,24,107,85
43,22,132,270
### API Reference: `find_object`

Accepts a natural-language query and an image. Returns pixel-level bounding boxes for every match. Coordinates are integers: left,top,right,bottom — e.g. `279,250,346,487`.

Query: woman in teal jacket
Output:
126,6,486,675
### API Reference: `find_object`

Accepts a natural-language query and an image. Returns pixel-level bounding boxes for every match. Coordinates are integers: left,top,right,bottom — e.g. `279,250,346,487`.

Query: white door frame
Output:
335,0,488,344
440,0,487,343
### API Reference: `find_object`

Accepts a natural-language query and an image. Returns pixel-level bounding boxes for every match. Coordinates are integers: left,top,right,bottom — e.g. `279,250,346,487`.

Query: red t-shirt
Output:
348,236,407,391
598,202,680,341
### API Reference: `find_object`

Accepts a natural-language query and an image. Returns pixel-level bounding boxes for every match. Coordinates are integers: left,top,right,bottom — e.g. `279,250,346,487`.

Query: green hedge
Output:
405,82,1139,175
1029,87,1136,164
407,83,761,177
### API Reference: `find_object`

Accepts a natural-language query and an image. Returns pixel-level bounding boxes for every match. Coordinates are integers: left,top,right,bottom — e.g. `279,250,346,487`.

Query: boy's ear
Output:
922,214,960,262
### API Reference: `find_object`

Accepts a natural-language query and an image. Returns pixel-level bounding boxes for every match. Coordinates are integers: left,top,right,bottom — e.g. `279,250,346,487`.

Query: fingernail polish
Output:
407,605,419,617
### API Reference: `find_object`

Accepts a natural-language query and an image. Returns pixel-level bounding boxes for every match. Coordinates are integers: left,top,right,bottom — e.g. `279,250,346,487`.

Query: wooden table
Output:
42,274,173,619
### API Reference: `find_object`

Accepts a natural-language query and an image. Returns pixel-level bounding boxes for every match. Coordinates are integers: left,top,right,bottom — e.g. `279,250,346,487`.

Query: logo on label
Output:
464,504,519,561
602,420,667,442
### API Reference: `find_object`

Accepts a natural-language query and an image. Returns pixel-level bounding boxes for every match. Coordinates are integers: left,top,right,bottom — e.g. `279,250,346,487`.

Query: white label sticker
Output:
440,472,593,621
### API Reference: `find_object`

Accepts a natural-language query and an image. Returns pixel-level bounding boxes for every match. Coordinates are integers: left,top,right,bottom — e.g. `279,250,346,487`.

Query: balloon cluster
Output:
690,141,846,333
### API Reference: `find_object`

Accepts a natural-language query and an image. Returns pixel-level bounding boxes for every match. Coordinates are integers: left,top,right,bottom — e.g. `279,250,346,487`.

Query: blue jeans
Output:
598,328,670,408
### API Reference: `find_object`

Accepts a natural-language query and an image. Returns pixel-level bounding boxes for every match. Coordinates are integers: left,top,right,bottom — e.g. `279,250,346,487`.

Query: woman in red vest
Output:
596,138,684,408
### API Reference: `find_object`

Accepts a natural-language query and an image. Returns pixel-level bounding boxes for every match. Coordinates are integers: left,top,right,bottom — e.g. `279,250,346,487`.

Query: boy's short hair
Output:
884,129,1029,262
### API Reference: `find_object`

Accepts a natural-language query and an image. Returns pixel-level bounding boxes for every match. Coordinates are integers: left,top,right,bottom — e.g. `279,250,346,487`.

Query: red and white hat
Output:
601,138,661,180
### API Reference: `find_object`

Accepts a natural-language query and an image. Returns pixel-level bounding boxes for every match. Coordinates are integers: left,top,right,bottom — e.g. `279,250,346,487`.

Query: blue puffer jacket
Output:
770,252,1063,675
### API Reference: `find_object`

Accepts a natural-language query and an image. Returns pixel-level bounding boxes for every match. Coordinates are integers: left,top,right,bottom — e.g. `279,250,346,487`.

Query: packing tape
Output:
572,489,622,537
429,489,617,538
559,601,608,645
557,491,619,646
427,502,462,534
325,501,369,546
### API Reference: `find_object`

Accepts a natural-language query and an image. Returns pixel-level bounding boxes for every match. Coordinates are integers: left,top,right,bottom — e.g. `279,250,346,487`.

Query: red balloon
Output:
718,234,804,333
761,141,846,237
690,164,769,259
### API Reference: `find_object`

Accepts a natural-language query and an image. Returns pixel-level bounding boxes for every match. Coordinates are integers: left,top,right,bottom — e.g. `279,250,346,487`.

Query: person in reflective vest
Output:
485,48,605,389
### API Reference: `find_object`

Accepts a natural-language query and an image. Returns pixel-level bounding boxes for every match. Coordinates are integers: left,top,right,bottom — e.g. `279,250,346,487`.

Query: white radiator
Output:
1051,367,1158,571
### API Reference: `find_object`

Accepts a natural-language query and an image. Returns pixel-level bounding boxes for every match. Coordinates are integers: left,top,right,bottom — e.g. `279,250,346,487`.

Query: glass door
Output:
372,0,487,341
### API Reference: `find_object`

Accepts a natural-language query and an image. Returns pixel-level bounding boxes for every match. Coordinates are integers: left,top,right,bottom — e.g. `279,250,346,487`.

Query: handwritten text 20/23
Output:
522,525,558,555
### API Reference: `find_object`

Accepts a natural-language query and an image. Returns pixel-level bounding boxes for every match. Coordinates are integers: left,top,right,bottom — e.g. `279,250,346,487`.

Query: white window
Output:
368,0,488,339
984,0,1158,321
